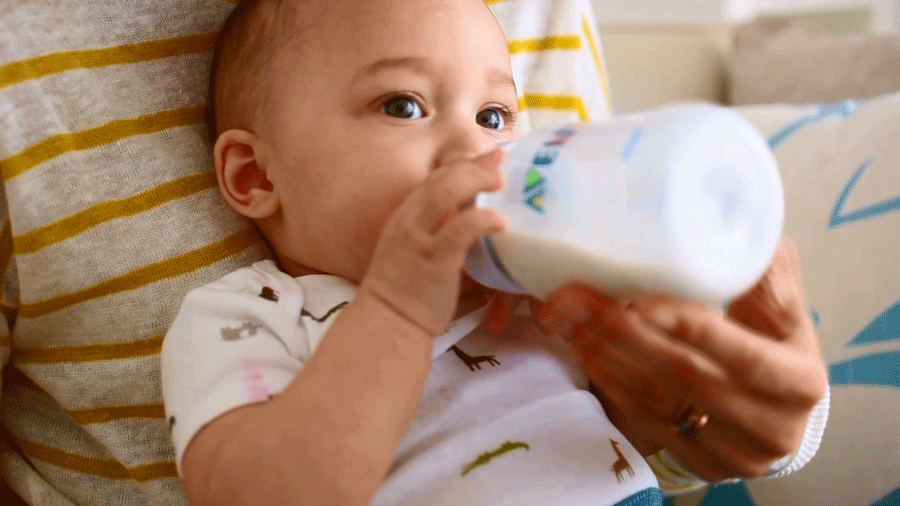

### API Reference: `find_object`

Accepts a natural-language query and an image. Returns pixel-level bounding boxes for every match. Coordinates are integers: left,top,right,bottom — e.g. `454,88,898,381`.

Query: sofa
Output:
1,2,898,505
595,16,900,506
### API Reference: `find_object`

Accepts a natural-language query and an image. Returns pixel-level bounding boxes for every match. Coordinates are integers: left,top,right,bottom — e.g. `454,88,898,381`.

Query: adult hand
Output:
536,237,829,481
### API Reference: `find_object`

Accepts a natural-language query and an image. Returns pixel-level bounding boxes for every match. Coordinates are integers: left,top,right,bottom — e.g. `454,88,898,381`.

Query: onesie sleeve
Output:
160,263,317,474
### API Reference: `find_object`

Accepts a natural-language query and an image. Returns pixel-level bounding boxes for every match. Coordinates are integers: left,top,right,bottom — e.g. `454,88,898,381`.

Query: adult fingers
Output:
543,285,817,477
727,236,811,341
544,284,818,404
528,297,551,334
487,294,551,335
567,322,688,420
594,303,818,458
541,286,726,421
566,311,757,445
487,293,521,334
579,351,789,481
634,299,826,408
578,356,747,481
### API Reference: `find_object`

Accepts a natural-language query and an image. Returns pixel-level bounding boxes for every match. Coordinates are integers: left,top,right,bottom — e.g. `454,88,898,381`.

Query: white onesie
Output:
162,260,664,505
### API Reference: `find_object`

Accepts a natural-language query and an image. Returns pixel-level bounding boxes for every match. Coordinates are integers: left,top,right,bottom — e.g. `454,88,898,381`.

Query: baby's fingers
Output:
436,206,506,262
414,151,505,232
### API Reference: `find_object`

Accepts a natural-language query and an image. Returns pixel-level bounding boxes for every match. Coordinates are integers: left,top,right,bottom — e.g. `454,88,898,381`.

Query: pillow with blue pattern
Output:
671,89,900,506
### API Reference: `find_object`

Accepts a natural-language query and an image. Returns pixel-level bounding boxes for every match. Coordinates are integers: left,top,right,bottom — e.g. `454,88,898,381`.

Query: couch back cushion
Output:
729,17,900,106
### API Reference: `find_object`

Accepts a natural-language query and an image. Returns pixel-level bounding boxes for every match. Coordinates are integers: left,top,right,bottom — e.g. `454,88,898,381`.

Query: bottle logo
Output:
522,126,577,214
524,168,546,213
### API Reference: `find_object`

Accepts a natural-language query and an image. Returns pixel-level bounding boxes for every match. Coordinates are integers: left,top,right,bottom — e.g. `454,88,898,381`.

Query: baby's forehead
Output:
229,0,508,114
288,0,478,39
255,2,389,67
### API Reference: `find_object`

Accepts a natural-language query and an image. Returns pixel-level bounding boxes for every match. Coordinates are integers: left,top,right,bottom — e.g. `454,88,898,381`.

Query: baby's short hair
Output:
208,0,308,139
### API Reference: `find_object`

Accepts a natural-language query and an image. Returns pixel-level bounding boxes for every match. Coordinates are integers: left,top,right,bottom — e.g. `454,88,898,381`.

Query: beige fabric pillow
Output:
672,90,900,506
0,1,612,504
728,17,900,106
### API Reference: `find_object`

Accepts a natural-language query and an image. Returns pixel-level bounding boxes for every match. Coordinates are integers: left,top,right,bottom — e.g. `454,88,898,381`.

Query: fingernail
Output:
645,305,678,332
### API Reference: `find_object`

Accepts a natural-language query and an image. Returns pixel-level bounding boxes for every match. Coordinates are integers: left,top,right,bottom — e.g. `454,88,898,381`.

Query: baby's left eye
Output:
476,108,506,130
381,96,424,119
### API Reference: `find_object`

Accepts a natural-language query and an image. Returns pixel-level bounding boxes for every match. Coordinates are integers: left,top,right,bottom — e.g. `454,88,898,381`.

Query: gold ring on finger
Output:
670,404,709,438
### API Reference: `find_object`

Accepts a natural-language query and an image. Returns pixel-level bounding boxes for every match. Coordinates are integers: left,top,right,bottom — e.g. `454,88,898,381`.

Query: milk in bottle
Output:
464,103,784,303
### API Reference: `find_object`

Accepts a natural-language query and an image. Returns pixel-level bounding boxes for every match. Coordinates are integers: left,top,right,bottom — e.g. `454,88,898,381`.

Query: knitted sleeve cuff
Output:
762,384,831,478
648,384,831,494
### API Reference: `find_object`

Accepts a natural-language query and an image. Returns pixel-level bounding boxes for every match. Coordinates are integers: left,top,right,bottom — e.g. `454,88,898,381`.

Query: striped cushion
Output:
488,0,613,127
0,1,612,504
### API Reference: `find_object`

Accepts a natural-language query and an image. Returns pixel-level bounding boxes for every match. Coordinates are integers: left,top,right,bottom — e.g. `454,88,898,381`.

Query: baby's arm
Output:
180,291,434,506
178,150,506,506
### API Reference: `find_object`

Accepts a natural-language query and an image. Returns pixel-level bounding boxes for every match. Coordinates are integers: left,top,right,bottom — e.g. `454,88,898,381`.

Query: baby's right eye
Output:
381,96,424,119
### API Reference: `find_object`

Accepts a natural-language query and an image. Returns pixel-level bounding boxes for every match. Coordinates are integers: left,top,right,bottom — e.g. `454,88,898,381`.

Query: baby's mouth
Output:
459,197,477,211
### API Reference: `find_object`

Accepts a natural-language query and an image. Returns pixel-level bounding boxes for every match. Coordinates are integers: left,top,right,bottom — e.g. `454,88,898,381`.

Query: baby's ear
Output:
213,129,280,219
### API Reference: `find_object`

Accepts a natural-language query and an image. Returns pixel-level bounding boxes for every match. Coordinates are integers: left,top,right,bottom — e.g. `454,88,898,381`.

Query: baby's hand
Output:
359,149,507,336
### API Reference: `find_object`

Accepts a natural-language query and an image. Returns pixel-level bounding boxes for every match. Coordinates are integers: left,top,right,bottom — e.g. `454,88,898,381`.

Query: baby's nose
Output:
437,121,502,167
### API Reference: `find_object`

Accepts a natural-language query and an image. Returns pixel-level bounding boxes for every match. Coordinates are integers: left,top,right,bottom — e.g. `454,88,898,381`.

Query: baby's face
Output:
258,0,517,281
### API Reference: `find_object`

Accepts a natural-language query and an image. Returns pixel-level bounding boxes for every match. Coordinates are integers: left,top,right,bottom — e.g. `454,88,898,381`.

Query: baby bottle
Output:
464,103,784,303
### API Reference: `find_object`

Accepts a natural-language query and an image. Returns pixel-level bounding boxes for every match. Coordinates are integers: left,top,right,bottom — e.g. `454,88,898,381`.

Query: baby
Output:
162,0,695,504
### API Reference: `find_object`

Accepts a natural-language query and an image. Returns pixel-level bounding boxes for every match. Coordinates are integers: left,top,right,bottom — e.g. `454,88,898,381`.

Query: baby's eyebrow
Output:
487,68,517,94
353,57,516,96
355,56,434,80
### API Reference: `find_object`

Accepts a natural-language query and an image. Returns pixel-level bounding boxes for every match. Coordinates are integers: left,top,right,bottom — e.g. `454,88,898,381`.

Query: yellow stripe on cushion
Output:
18,228,260,319
508,35,580,54
15,435,176,481
581,15,612,109
519,93,588,120
13,172,217,255
0,105,205,181
0,32,216,90
69,404,165,425
12,335,162,364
